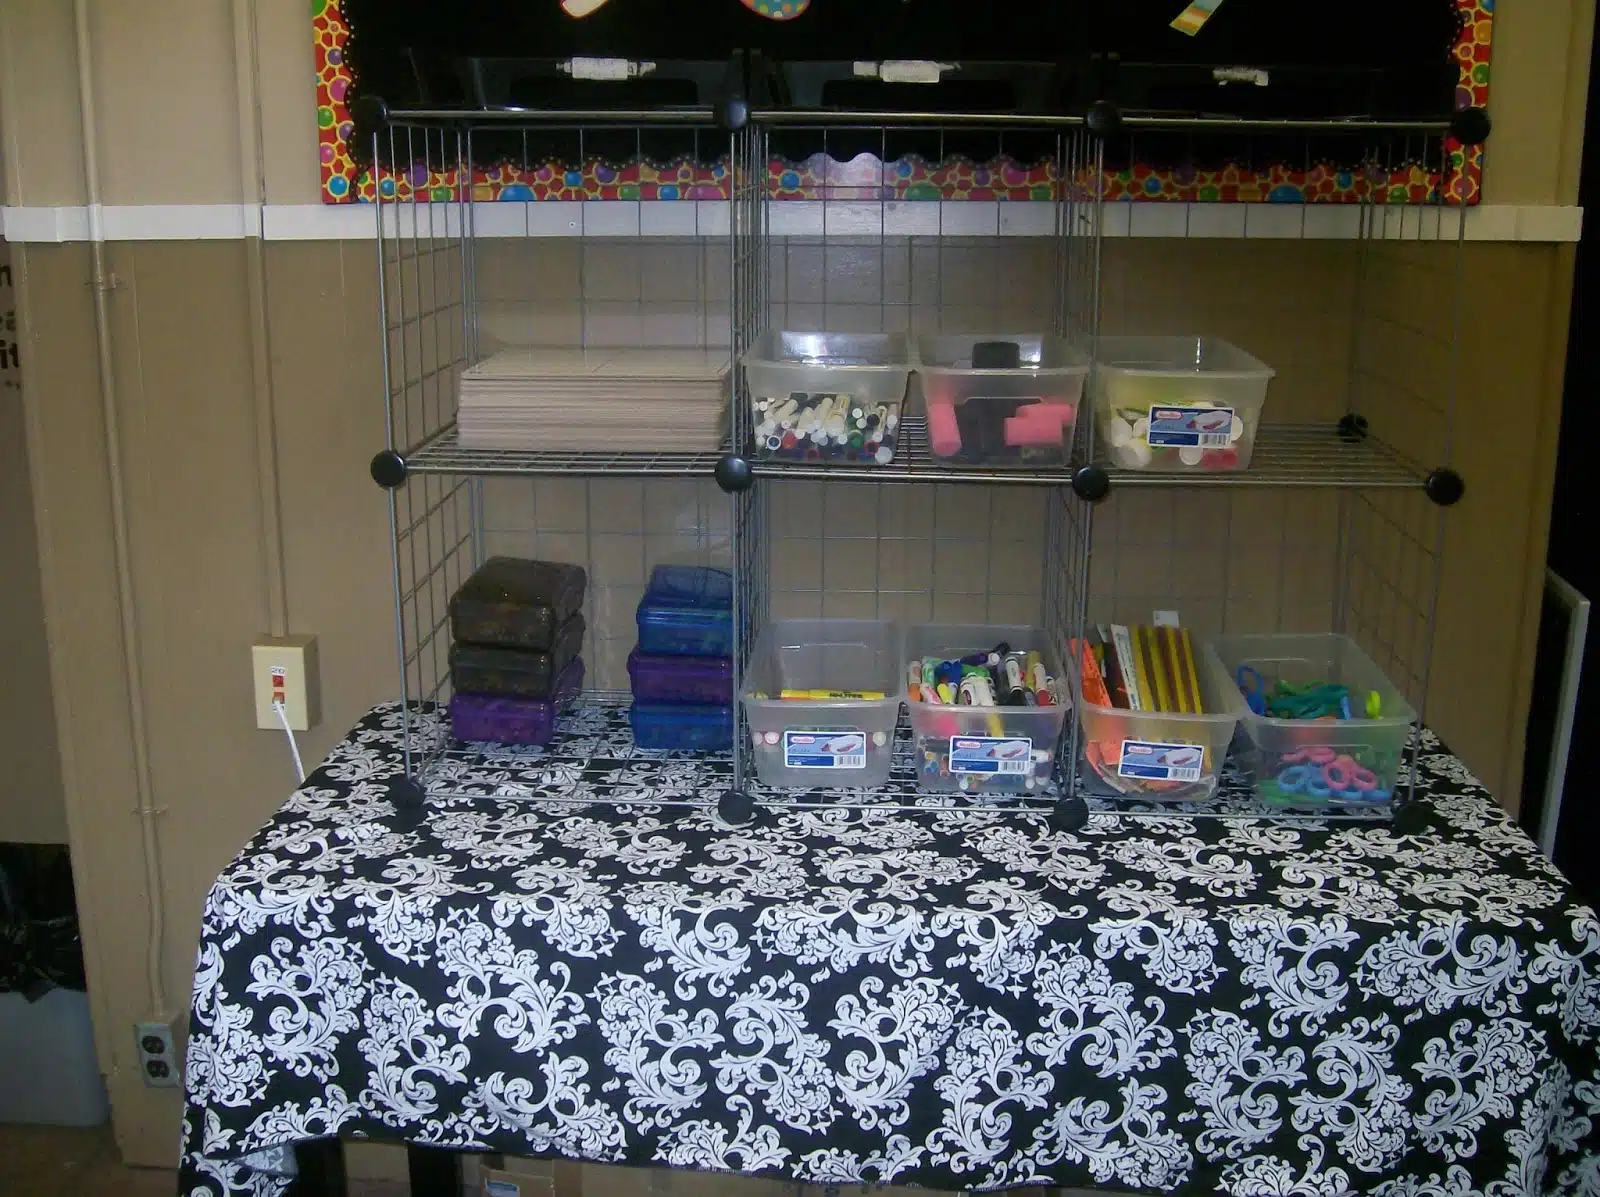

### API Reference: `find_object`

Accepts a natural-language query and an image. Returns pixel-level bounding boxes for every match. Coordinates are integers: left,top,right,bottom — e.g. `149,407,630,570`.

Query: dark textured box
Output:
450,658,584,747
449,557,587,651
449,614,584,699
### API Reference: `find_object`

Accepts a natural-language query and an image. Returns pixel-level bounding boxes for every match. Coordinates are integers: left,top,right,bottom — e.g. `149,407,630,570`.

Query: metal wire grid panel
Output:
1053,134,1467,821
721,119,1100,812
729,119,770,798
1340,185,1468,722
376,113,752,792
376,122,475,779
369,106,1466,822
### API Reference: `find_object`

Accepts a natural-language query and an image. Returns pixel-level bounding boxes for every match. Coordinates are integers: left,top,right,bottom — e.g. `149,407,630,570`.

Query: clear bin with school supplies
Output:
1091,336,1275,473
1068,627,1240,802
740,620,903,787
1207,633,1418,807
742,331,914,466
917,334,1090,465
904,624,1068,795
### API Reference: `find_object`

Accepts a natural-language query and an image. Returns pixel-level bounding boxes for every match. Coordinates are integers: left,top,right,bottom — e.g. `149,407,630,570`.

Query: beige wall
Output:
0,0,1590,1172
0,239,67,845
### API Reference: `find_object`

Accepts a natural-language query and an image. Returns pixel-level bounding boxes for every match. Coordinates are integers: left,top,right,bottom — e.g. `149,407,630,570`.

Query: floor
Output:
0,1123,176,1196
0,1125,1119,1197
0,1124,416,1196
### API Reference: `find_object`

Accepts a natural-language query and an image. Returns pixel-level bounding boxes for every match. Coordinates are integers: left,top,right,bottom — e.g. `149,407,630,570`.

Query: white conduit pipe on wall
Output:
72,0,170,1021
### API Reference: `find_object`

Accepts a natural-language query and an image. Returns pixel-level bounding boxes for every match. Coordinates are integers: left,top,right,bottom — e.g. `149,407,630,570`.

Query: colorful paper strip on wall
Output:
314,0,1492,206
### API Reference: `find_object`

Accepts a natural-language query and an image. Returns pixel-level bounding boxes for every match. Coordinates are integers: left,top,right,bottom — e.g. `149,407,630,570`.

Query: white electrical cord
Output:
273,701,305,785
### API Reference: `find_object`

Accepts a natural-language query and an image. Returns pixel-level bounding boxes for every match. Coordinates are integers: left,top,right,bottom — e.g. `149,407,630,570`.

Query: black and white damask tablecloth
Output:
180,704,1600,1195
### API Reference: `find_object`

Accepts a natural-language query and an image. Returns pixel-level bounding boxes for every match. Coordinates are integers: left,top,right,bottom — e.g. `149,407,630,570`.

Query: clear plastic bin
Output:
1070,639,1240,801
1091,336,1275,473
630,703,734,752
1207,633,1418,807
904,624,1068,794
741,619,903,787
917,334,1090,465
742,331,913,466
636,565,734,657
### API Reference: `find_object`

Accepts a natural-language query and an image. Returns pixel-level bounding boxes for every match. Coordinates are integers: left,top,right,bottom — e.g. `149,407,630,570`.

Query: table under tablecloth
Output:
179,703,1600,1195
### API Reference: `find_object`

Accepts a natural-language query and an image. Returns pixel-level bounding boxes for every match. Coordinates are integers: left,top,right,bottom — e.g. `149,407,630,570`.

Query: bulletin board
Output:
313,0,1492,206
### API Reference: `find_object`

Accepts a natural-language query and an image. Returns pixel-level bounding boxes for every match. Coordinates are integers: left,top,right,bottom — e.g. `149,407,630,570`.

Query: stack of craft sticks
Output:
456,347,729,452
1093,623,1206,715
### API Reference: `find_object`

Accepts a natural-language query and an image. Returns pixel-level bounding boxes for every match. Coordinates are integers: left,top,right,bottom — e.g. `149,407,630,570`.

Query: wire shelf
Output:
406,424,729,479
1094,424,1428,490
403,416,1429,492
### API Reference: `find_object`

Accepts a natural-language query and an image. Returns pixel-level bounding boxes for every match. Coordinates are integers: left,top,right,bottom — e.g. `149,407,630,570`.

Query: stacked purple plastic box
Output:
446,557,588,747
628,565,736,751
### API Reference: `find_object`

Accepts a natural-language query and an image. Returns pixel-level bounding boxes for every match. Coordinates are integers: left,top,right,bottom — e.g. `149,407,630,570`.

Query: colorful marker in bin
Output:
754,391,898,464
907,641,1062,794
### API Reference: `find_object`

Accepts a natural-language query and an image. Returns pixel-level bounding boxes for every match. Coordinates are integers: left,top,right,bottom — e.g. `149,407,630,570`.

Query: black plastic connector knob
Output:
1050,796,1090,834
371,449,408,489
1450,106,1491,146
1337,414,1370,443
1086,100,1123,139
350,95,391,132
1071,463,1111,502
390,775,427,809
1424,467,1465,507
1393,797,1434,836
719,97,750,132
714,454,754,493
718,790,756,826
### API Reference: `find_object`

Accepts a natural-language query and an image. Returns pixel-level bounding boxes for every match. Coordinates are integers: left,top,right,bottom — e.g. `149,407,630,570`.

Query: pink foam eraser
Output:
1004,415,1066,447
1013,402,1075,428
927,402,962,456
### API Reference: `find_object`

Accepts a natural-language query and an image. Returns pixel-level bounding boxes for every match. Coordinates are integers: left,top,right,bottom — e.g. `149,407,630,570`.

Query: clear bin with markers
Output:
1091,336,1275,473
742,331,913,466
1069,637,1241,802
740,619,903,787
904,624,1068,795
916,333,1090,465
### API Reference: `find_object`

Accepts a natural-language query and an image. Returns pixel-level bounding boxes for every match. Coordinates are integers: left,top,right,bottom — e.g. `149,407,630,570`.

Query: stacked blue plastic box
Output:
627,565,736,751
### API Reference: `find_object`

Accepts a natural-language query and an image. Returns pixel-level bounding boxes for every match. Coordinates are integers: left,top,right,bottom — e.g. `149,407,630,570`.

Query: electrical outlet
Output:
253,635,320,731
135,1018,182,1088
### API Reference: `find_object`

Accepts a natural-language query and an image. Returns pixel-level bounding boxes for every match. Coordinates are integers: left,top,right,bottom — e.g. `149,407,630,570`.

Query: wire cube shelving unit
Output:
367,92,1476,829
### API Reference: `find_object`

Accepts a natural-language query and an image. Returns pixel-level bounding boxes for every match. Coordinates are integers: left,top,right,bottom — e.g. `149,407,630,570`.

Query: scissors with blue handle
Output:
1235,664,1268,715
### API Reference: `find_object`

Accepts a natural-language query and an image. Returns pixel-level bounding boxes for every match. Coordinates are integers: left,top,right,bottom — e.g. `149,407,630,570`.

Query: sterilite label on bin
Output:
1147,406,1235,449
1118,740,1204,783
949,736,1033,775
784,730,866,770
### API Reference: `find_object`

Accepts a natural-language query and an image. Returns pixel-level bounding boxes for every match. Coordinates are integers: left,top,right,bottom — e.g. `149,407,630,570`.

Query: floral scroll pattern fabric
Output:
180,705,1600,1195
